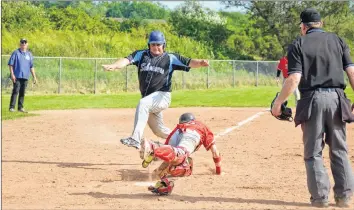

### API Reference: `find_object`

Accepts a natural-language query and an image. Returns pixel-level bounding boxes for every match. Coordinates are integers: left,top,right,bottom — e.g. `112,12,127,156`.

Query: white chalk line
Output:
134,109,268,187
214,109,268,139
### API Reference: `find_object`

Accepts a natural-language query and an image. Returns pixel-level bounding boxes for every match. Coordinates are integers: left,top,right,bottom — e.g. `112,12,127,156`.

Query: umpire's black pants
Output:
9,78,28,110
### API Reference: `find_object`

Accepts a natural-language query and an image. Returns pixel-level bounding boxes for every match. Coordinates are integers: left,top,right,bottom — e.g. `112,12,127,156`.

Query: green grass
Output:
2,87,354,120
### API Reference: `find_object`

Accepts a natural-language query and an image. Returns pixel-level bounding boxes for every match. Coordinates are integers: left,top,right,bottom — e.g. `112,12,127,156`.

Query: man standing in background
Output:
8,38,37,113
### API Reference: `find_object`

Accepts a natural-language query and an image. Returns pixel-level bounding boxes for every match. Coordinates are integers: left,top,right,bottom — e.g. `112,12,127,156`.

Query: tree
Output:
75,1,108,17
220,11,282,60
1,2,52,31
105,1,169,19
48,6,108,34
169,1,230,58
223,1,352,56
34,1,74,9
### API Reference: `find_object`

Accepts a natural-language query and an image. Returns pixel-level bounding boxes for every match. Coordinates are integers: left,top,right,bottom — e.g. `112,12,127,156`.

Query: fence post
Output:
232,61,235,88
207,65,210,89
94,59,97,94
256,61,259,87
125,66,128,92
58,57,62,94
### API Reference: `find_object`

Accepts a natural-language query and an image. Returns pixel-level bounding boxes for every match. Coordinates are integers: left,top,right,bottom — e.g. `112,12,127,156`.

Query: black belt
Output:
315,88,337,92
300,88,340,99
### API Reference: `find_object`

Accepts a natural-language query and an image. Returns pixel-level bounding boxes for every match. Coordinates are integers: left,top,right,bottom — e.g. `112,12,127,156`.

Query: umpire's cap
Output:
148,30,166,45
179,113,195,124
300,8,321,23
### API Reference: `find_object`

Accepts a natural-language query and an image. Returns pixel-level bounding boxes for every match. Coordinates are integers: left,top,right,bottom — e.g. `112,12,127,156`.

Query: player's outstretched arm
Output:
102,58,130,71
210,144,221,175
188,59,209,68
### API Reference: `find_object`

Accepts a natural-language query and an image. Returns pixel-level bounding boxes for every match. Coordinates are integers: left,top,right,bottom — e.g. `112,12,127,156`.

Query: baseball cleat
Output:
142,154,154,168
140,139,153,159
120,137,140,149
141,139,154,168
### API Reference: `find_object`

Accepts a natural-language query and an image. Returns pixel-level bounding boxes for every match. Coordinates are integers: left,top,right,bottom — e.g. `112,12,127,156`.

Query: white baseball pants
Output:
131,91,172,143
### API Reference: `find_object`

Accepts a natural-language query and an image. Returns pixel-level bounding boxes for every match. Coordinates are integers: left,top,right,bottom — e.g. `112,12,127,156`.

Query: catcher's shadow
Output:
71,192,310,207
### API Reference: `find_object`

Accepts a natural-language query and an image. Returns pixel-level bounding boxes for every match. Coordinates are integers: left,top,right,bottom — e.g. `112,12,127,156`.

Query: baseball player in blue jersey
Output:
102,30,209,157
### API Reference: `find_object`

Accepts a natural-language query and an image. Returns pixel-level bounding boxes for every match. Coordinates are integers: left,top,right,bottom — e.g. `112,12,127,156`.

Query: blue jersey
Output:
8,49,34,80
126,50,191,97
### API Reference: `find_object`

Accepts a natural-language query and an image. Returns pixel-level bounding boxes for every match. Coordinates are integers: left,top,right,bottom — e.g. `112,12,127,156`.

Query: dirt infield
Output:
2,107,354,209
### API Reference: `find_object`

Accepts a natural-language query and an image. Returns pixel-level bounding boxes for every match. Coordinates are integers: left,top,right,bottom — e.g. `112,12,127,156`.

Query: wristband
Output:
213,156,221,175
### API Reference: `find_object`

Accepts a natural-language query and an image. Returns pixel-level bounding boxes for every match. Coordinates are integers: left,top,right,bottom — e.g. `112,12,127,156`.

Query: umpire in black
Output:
271,8,354,208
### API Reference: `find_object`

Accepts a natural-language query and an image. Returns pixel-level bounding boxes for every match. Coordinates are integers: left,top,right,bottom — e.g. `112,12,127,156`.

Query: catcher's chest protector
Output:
165,121,215,151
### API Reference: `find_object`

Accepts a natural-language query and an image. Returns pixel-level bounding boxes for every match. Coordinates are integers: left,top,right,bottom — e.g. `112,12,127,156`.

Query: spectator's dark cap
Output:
300,8,321,23
20,38,27,43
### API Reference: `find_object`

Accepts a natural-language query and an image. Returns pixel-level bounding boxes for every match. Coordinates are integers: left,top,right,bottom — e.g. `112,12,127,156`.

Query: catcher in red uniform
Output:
139,113,222,195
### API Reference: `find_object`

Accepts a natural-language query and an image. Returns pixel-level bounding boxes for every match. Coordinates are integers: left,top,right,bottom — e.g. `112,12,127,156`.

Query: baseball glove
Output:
270,92,293,122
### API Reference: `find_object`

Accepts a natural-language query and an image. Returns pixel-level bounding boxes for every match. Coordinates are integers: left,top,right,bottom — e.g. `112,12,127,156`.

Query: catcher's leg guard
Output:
148,177,174,196
154,145,187,165
169,157,193,177
154,145,176,162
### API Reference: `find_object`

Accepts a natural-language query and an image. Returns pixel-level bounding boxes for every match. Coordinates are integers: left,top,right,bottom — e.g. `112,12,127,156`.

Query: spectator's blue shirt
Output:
8,49,34,79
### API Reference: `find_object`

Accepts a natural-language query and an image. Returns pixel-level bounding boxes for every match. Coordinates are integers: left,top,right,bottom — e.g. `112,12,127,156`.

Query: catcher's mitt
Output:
270,92,293,122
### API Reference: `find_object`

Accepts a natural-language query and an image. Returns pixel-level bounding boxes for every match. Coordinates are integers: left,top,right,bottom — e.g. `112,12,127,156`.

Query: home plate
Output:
134,182,155,186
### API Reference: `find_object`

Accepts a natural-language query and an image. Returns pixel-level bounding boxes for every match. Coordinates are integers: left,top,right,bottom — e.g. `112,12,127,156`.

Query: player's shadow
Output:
70,191,311,207
2,160,139,170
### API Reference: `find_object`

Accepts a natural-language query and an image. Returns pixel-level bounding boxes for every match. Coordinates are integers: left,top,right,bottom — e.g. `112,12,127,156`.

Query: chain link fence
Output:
1,55,279,94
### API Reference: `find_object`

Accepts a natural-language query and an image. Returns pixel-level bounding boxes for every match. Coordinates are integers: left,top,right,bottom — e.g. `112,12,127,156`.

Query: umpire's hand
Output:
271,102,282,117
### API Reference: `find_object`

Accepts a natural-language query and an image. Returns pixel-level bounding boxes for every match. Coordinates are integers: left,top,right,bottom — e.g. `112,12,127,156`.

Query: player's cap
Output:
20,38,27,44
300,8,321,24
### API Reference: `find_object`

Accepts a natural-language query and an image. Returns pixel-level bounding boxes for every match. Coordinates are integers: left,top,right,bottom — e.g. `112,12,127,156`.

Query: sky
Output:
158,1,241,12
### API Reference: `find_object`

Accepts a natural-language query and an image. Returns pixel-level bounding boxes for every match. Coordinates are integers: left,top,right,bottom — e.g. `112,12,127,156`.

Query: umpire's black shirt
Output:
288,28,354,92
